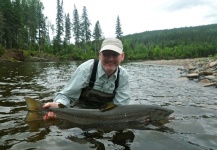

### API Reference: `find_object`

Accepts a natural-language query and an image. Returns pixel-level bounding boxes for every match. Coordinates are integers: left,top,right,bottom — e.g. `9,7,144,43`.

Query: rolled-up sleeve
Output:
54,59,94,106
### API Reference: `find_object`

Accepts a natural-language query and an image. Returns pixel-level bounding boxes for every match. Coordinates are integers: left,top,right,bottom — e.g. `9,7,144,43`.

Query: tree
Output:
28,0,39,50
37,1,48,51
72,4,81,46
80,6,91,52
1,0,14,49
80,6,91,43
20,0,30,50
12,0,22,49
64,13,71,45
115,15,123,39
92,20,103,53
0,10,4,47
54,0,64,53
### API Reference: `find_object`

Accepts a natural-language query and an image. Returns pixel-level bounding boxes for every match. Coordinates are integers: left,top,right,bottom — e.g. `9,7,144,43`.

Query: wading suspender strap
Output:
114,68,120,93
89,59,99,88
89,59,120,93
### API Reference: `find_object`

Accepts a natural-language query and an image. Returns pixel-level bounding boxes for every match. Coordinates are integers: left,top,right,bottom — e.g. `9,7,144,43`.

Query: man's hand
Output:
42,102,60,120
43,102,60,108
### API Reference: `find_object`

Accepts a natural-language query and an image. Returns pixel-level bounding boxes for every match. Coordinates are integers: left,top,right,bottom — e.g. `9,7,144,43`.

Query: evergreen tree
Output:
80,6,91,52
0,10,4,46
28,0,39,50
12,0,22,49
1,0,14,48
36,1,48,51
92,20,103,53
20,0,29,50
115,15,123,39
54,0,64,53
92,21,103,40
72,5,81,46
80,6,91,43
64,13,71,45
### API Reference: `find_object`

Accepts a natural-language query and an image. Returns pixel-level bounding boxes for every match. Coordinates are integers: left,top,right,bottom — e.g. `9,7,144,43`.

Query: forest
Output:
0,0,217,61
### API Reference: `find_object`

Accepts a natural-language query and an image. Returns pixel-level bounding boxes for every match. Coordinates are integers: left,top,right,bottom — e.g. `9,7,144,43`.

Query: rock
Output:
199,71,213,75
186,58,217,87
187,73,199,78
184,58,217,88
199,79,210,84
203,82,216,87
208,61,217,67
204,75,216,80
188,64,196,70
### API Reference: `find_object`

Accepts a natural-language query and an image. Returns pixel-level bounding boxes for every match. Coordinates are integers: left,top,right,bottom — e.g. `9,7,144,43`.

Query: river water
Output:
0,61,216,150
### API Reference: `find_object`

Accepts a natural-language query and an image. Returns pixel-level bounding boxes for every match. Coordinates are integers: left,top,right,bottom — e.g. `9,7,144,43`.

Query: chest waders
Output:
78,59,120,109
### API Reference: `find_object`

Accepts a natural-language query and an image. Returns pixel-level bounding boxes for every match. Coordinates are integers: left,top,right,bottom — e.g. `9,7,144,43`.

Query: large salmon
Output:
24,97,174,126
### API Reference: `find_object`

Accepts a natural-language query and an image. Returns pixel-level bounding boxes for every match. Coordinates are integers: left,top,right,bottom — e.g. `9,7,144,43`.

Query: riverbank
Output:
0,49,214,65
143,58,217,88
142,58,202,67
0,50,58,62
1,50,216,88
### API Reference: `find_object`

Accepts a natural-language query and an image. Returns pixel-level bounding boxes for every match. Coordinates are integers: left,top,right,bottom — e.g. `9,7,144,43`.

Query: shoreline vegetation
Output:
0,49,215,64
1,50,216,88
0,49,216,66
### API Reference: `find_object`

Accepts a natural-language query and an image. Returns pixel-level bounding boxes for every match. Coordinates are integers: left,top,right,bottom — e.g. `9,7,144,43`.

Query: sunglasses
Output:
102,51,120,58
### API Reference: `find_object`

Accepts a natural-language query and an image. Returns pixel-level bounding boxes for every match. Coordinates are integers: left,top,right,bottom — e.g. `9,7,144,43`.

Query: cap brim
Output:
100,45,123,54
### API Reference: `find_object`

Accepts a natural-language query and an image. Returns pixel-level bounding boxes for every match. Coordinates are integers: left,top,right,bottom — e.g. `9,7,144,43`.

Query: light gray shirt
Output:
54,59,131,106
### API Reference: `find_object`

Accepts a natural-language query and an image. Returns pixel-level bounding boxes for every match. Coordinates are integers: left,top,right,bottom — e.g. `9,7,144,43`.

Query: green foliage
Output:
0,0,217,61
124,24,217,60
0,44,5,56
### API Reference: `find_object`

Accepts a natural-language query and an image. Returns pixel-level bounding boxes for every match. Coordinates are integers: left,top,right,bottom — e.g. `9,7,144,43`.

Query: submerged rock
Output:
184,58,217,88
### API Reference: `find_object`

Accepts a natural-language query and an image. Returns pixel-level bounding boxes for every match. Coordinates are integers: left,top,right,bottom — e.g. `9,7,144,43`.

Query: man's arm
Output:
53,59,94,106
42,59,94,120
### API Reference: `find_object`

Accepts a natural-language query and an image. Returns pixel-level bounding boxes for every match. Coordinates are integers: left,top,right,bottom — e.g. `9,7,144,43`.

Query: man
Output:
43,38,131,119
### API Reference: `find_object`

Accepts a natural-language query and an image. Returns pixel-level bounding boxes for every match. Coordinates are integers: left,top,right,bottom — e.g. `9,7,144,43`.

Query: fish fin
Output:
151,119,170,126
25,111,43,122
100,103,117,112
24,97,43,111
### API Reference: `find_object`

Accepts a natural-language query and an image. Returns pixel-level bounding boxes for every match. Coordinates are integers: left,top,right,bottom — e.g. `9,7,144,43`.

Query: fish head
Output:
149,107,174,126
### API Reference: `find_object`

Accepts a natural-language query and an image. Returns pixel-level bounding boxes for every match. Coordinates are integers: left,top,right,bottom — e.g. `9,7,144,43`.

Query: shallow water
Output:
0,61,216,150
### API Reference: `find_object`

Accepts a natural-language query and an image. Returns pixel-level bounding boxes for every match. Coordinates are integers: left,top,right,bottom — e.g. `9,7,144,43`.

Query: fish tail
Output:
25,111,43,121
24,97,43,111
24,97,44,122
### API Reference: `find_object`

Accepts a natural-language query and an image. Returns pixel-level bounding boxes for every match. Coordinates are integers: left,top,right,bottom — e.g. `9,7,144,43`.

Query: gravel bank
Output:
142,58,202,67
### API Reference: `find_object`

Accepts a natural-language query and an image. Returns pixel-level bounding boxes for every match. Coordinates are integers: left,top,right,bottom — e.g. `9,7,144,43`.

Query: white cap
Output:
100,38,123,54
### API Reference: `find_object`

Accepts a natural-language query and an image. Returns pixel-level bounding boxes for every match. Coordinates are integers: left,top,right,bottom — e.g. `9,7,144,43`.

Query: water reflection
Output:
0,61,217,150
66,129,135,150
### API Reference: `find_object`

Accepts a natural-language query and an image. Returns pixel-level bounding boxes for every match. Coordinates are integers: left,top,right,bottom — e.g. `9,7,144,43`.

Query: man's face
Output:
99,50,125,75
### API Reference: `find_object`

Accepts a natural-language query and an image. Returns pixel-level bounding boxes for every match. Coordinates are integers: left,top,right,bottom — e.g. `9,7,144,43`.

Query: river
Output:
0,61,216,150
